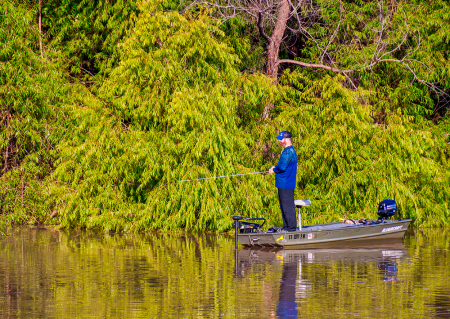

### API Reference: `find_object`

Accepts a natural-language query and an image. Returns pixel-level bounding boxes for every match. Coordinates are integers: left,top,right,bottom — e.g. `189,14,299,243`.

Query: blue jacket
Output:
274,146,297,189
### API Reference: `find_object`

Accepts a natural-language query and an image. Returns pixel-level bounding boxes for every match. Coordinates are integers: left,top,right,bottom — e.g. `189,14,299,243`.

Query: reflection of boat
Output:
233,199,412,249
237,239,410,264
236,242,409,318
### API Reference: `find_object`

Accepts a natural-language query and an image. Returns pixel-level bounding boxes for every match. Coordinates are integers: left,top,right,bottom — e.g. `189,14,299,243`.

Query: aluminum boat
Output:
232,199,412,249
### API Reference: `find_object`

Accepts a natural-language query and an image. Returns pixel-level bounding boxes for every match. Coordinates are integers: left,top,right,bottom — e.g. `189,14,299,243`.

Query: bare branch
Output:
80,66,95,77
181,0,448,107
257,11,271,42
321,0,342,64
276,59,351,73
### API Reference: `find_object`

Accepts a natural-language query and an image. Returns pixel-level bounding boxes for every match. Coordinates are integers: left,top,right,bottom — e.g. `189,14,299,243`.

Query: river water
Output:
1,227,449,318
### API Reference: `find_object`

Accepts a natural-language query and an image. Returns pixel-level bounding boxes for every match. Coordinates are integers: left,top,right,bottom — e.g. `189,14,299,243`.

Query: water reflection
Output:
378,260,399,282
277,261,299,318
237,240,410,318
1,227,450,318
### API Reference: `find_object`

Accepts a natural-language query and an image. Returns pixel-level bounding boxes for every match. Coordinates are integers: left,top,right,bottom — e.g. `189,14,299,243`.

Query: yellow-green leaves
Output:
45,0,275,232
2,0,449,233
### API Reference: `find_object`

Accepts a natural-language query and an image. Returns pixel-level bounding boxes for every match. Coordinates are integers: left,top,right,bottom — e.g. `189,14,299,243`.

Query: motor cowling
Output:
377,199,397,220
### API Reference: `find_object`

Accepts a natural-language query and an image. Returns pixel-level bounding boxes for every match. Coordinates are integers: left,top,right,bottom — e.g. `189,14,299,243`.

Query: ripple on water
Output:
1,227,450,318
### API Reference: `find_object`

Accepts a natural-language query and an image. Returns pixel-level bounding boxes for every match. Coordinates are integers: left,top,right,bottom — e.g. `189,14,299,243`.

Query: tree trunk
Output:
39,0,43,58
260,0,290,119
266,0,290,78
3,146,8,174
21,175,25,207
3,112,10,174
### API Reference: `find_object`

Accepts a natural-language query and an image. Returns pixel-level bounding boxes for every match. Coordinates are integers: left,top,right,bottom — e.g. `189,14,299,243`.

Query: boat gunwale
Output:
238,218,412,235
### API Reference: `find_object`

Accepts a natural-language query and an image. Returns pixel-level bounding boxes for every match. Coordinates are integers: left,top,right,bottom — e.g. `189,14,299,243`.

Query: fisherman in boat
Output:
268,131,298,232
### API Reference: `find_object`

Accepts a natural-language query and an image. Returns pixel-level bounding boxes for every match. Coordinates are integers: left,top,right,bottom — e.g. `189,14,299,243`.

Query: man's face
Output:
278,138,286,147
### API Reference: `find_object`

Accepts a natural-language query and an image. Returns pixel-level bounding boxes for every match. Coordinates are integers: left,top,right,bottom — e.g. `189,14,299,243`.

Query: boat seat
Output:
294,199,311,208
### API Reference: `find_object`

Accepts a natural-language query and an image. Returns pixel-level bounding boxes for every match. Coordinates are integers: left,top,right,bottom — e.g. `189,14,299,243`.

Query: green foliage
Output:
1,0,449,232
218,17,266,74
0,1,98,228
281,0,450,118
45,1,276,232
38,0,141,79
0,1,67,223
271,72,450,227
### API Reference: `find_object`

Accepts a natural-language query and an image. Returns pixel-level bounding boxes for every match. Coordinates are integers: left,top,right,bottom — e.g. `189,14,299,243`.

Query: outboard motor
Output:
377,199,397,220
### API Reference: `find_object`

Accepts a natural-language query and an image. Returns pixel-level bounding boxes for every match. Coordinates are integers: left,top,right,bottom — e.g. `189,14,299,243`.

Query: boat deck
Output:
301,221,377,232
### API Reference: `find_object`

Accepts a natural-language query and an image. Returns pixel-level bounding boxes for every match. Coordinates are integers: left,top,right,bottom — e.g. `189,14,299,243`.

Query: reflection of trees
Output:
432,289,450,319
0,228,261,317
2,228,450,317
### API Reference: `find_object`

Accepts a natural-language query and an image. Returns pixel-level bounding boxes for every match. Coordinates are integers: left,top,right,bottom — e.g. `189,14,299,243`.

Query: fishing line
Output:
178,171,269,183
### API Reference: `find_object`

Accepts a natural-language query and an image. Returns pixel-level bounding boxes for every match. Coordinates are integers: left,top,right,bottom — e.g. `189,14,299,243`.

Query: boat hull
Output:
238,219,411,249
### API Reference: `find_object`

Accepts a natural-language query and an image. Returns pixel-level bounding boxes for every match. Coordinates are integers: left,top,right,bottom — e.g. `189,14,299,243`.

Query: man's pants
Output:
277,188,297,231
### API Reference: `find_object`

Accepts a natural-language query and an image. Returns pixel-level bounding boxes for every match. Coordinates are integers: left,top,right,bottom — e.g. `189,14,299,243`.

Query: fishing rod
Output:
178,171,269,183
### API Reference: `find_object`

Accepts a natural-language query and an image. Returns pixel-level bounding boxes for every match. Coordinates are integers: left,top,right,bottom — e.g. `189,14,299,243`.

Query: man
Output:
269,130,298,232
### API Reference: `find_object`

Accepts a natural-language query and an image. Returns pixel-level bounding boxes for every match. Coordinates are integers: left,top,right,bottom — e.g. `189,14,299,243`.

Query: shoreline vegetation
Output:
1,0,449,233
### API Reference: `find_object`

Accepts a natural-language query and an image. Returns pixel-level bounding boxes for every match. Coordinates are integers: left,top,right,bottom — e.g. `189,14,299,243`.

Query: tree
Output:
189,0,449,102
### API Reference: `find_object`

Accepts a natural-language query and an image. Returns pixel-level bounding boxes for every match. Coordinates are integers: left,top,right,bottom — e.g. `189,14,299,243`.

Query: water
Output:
1,227,450,318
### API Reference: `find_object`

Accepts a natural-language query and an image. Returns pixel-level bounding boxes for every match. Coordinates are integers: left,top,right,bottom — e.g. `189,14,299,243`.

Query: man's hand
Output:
269,166,275,175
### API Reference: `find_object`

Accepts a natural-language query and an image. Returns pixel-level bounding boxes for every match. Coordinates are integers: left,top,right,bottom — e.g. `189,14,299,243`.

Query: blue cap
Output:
276,131,292,140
